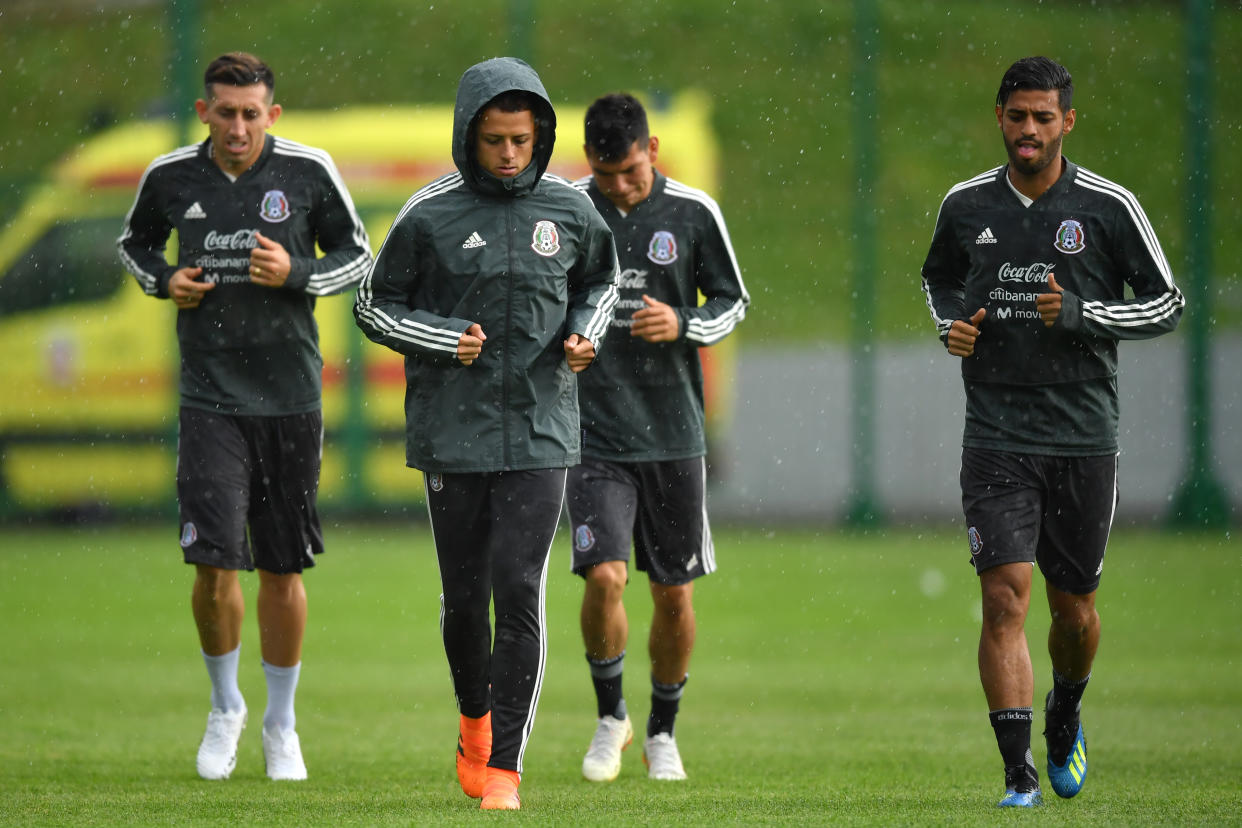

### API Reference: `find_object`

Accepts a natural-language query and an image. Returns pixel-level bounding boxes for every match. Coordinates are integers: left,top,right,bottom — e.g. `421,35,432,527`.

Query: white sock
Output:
262,660,301,733
202,647,245,713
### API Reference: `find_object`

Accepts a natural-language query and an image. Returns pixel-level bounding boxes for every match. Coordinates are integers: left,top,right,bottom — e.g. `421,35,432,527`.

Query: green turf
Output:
1,524,1238,824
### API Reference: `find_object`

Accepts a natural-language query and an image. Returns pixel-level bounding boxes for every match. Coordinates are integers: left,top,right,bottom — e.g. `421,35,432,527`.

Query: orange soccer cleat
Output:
456,711,492,799
480,768,521,810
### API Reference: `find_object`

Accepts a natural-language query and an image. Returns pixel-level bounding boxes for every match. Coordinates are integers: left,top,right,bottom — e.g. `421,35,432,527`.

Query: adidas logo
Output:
975,227,997,245
183,202,207,220
462,231,487,249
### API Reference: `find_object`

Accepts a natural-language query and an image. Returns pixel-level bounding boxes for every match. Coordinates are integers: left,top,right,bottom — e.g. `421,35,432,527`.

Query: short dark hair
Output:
484,89,540,114
468,89,554,171
203,52,275,100
996,56,1073,112
474,89,552,136
584,93,649,162
472,89,552,137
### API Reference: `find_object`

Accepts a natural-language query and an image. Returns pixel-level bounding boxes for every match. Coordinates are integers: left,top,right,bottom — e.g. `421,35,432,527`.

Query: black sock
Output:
1047,671,1090,719
990,708,1037,792
587,652,626,720
647,674,687,737
1044,672,1089,765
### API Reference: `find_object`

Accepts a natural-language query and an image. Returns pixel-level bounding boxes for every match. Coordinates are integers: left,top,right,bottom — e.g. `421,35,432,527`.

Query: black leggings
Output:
424,468,565,773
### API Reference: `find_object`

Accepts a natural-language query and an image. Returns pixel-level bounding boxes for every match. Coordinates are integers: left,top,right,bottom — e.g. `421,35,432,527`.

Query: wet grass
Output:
1,522,1238,824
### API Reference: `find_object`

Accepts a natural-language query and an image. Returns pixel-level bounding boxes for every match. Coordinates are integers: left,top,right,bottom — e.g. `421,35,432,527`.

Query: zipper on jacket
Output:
501,200,513,469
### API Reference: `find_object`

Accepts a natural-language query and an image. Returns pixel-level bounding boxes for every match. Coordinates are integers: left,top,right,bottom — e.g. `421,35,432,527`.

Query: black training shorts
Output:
566,456,715,586
960,447,1118,594
177,406,324,574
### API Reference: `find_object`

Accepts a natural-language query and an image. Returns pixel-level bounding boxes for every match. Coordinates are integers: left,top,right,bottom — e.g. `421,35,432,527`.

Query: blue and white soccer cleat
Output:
1047,722,1087,798
998,764,1042,808
998,789,1043,808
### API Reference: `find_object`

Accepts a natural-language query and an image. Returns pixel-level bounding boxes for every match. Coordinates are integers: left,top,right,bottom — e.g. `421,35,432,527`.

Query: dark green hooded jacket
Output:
355,57,620,473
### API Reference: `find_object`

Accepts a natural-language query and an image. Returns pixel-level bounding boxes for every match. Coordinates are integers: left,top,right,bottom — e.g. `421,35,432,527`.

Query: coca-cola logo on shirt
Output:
617,268,648,290
203,229,259,251
997,261,1055,284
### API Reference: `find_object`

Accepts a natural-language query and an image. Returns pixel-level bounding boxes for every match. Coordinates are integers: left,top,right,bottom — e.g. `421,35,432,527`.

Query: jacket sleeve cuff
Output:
1058,291,1083,332
156,268,175,299
284,260,312,291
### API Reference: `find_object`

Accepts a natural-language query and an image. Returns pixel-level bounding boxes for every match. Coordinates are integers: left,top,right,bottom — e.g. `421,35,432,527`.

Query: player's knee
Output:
979,580,1027,630
1050,604,1097,640
257,569,303,602
650,582,693,617
195,564,237,596
584,561,627,599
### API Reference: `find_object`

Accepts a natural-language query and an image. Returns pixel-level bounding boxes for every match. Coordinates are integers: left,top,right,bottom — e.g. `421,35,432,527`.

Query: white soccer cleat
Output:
643,732,687,781
581,714,633,782
262,727,308,781
196,707,247,780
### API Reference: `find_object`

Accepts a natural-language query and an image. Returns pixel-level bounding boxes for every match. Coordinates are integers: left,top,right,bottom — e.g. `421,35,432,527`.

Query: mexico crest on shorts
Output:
260,189,291,223
574,523,596,552
647,230,678,265
967,526,983,557
1053,219,1085,255
531,220,561,257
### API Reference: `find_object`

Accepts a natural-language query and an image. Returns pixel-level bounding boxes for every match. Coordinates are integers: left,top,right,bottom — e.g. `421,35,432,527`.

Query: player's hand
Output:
564,333,596,373
249,232,292,287
1036,273,1063,328
169,266,214,309
630,294,680,342
947,307,986,357
457,323,486,366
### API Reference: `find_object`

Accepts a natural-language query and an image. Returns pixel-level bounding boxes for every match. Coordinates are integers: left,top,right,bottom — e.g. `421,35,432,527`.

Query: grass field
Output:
1,523,1239,825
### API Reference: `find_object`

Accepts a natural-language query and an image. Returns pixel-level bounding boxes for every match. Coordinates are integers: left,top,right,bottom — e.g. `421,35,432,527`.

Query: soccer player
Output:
566,93,749,783
353,57,619,811
920,56,1184,807
118,53,373,781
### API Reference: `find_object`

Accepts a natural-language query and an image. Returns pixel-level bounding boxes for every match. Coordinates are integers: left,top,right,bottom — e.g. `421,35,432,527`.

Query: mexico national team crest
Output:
1053,219,1086,255
531,220,561,257
260,189,291,223
647,230,678,265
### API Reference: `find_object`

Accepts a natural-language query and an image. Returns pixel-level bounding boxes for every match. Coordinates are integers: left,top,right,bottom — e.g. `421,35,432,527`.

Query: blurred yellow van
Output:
0,92,727,517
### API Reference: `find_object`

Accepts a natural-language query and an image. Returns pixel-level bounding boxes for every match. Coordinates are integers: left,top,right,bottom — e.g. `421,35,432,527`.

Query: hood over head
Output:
452,57,557,196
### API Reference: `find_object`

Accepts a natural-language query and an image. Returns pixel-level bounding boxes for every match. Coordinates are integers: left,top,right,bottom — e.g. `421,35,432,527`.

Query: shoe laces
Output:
1004,762,1039,794
203,711,243,749
585,717,627,761
645,733,682,771
267,730,300,760
1043,713,1080,766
